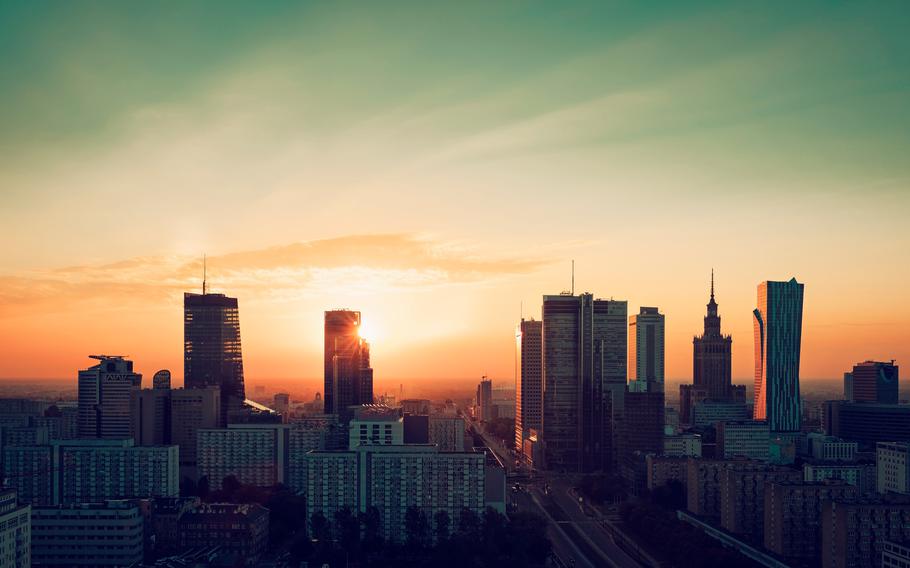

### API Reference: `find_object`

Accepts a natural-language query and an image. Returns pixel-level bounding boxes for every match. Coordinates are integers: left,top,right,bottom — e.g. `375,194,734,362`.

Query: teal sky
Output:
1,1,908,383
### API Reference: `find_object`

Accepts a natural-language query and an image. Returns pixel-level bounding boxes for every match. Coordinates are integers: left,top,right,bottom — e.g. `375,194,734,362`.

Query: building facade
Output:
541,293,626,473
515,318,542,450
718,463,802,540
429,415,465,452
177,503,270,566
821,497,910,568
77,355,141,439
170,386,222,478
184,292,246,421
878,442,910,495
31,501,144,567
0,490,30,568
197,424,289,490
824,401,910,449
628,307,665,393
849,360,899,404
764,480,857,562
324,310,374,415
717,420,770,460
753,278,804,433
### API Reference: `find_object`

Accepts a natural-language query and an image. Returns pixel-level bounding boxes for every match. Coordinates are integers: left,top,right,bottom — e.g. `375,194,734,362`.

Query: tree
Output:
309,511,333,559
334,507,361,557
433,509,451,543
405,506,431,551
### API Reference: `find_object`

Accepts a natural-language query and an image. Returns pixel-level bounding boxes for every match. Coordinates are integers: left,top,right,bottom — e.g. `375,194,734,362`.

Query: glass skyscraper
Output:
753,278,804,433
541,293,626,473
324,309,373,415
628,307,665,393
184,292,245,421
515,318,542,451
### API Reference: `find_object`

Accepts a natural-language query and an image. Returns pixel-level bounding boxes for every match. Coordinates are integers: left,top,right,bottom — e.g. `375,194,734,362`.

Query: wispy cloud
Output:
0,234,549,317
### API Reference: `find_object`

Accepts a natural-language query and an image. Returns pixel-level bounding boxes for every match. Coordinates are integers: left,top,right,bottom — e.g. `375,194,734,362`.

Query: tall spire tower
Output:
693,271,732,398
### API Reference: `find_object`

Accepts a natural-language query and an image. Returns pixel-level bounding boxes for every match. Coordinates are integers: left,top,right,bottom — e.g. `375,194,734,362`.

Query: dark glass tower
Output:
693,272,733,399
541,293,627,473
753,278,804,433
184,292,245,421
324,309,373,415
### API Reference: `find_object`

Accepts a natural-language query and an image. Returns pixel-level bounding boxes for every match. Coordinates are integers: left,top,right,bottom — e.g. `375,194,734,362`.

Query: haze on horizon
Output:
1,1,908,388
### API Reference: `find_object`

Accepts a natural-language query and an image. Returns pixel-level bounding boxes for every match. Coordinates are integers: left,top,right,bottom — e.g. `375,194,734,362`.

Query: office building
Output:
541,293,627,473
475,378,493,422
0,490,30,568
763,480,857,562
719,463,801,540
620,391,664,459
153,369,171,390
878,442,910,495
884,540,910,568
77,355,141,439
821,496,910,568
178,503,269,566
324,310,373,415
848,360,899,404
823,401,910,449
197,423,289,490
31,500,144,567
807,433,858,461
170,386,221,477
691,400,749,429
131,387,171,446
664,433,702,457
429,415,465,451
349,405,403,448
717,420,770,460
629,307,665,393
515,318,542,450
753,278,804,433
184,291,246,421
803,459,877,495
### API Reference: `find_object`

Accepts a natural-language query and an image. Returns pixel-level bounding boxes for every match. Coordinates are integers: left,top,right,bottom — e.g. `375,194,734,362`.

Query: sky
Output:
1,1,908,391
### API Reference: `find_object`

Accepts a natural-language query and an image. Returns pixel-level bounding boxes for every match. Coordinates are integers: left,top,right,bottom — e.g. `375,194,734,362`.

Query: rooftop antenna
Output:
711,267,715,300
571,259,575,296
203,254,207,295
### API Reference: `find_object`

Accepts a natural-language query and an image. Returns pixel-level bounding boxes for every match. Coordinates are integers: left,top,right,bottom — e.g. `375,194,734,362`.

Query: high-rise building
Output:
849,360,899,404
629,307,665,393
620,391,664,460
429,415,465,452
541,293,626,473
152,369,171,390
821,496,910,568
324,310,374,415
693,272,734,399
719,463,802,540
515,318,542,451
476,378,493,422
823,401,910,449
197,424,289,490
764,480,857,562
184,292,245,421
77,355,141,439
131,387,171,446
31,500,144,567
0,490,30,568
878,442,910,495
170,386,222,478
753,278,804,433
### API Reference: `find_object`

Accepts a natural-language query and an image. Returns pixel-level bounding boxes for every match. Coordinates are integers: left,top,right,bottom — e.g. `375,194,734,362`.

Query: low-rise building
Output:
178,503,269,566
31,500,144,567
807,433,858,461
804,459,877,495
663,433,702,457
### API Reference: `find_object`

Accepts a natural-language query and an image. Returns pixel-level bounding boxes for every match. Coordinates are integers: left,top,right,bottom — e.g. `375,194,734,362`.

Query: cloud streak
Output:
0,234,549,317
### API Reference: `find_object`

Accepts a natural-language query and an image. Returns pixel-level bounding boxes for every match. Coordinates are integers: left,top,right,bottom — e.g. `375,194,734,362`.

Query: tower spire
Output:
710,268,714,301
203,254,207,295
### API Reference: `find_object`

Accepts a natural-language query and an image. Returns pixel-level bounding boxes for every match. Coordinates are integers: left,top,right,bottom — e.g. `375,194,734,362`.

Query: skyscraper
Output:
848,360,899,404
541,293,627,473
476,377,493,422
184,292,245,421
515,318,542,450
629,307,665,393
77,355,142,439
324,310,374,415
693,272,733,399
753,278,804,433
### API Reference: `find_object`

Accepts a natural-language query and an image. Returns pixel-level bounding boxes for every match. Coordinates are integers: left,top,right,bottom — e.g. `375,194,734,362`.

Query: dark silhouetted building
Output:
184,292,245,421
719,462,801,541
153,369,171,390
753,278,804,433
541,293,626,473
403,414,430,444
847,360,899,404
823,401,910,449
629,307,665,393
475,378,493,421
77,355,142,439
324,310,373,415
178,503,270,565
515,318,542,451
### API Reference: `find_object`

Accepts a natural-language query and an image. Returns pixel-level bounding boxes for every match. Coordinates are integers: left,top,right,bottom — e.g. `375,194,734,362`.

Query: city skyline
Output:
2,1,909,387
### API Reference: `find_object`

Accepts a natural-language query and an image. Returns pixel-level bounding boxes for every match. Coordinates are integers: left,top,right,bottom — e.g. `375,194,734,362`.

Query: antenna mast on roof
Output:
203,254,207,295
572,259,575,296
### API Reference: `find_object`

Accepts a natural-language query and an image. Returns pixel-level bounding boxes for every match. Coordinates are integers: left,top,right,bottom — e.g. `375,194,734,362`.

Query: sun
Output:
357,320,381,343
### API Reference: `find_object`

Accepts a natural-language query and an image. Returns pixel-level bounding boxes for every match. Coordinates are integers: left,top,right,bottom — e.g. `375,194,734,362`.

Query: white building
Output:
31,500,143,567
878,442,910,495
348,406,403,448
197,423,289,490
0,490,29,568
